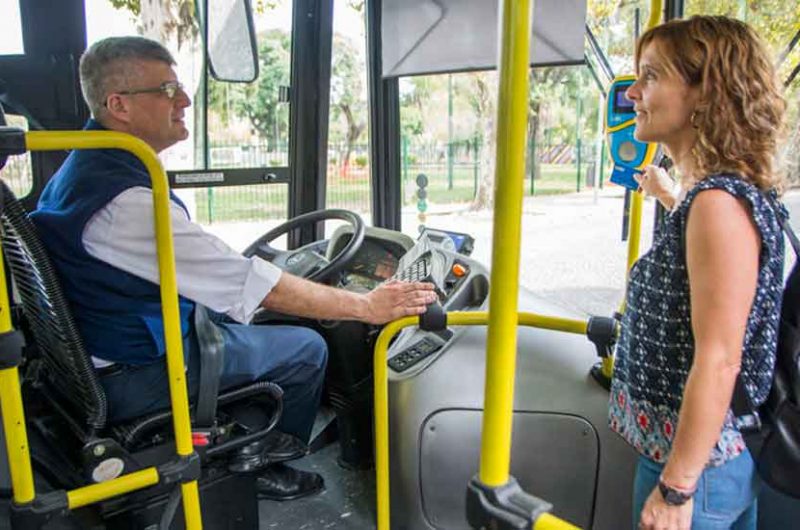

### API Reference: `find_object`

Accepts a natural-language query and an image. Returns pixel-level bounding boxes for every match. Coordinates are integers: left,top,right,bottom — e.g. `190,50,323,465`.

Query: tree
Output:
469,72,497,210
330,34,368,176
234,30,291,147
109,0,197,49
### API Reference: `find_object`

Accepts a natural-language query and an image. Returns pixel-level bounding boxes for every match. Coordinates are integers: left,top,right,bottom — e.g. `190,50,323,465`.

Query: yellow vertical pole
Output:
624,0,663,277
614,0,663,378
0,247,35,504
478,0,533,487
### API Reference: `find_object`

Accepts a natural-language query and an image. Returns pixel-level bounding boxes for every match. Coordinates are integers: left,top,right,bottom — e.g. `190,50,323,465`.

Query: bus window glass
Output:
325,1,372,232
208,2,292,171
1,115,32,197
397,0,656,319
85,0,202,174
194,182,289,252
0,0,24,55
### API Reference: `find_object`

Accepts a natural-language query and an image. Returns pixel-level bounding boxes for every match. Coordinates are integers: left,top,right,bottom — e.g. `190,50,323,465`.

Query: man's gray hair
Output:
79,36,175,118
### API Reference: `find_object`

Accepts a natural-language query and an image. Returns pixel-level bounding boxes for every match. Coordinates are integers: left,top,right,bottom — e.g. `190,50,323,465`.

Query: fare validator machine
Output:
605,75,663,190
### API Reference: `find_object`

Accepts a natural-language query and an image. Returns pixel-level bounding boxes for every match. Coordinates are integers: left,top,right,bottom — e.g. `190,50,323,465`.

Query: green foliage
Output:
108,0,140,15
219,29,291,144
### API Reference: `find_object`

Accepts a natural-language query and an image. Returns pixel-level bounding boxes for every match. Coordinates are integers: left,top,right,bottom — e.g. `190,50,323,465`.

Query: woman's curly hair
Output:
636,16,786,190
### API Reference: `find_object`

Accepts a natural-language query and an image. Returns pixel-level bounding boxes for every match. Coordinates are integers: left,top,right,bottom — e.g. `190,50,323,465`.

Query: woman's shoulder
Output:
681,174,778,216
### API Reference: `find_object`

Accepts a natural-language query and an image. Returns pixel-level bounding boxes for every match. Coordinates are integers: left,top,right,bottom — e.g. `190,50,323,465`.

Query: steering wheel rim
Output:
242,209,365,283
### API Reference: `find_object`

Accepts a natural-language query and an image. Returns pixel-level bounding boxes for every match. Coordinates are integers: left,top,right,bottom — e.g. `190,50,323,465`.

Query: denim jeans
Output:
100,318,328,442
633,451,760,529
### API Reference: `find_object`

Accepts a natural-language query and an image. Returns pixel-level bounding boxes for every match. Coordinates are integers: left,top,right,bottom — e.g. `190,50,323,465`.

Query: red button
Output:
192,432,210,447
452,264,468,277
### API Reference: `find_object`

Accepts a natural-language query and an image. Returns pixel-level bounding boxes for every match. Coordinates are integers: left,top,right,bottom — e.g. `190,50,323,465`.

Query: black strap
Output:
731,192,797,430
193,304,225,429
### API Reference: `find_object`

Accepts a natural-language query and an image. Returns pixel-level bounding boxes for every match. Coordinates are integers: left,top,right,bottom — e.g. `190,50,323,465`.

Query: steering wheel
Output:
242,209,365,283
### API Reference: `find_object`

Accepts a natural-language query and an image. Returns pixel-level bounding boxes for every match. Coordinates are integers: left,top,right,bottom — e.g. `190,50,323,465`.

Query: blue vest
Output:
29,120,194,365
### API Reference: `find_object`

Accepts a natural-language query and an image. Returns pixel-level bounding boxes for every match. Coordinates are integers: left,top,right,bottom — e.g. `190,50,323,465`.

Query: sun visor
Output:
381,0,587,78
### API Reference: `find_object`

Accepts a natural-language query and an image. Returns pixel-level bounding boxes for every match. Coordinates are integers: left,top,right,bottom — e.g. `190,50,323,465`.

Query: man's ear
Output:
104,94,132,124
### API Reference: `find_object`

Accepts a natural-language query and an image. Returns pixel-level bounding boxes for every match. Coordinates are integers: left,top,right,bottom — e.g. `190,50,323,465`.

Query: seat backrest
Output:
0,181,107,433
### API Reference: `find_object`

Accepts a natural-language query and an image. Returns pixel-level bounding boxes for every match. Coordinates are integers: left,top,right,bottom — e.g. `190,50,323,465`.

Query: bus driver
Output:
30,36,437,502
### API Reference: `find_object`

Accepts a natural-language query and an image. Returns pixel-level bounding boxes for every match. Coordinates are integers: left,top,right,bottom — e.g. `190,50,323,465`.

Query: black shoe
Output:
256,463,324,501
229,430,309,473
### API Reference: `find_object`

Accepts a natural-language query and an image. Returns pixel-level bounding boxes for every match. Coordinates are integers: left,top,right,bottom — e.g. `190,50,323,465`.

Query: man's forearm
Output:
260,273,369,321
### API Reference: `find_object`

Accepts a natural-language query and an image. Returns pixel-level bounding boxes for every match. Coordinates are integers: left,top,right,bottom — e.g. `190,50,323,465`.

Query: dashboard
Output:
342,239,401,291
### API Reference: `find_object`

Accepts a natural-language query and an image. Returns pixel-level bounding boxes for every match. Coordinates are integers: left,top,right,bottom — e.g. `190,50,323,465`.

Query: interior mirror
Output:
205,0,259,83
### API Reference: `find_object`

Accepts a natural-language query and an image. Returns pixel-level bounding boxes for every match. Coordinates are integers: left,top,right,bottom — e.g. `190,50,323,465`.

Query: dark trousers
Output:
99,320,328,442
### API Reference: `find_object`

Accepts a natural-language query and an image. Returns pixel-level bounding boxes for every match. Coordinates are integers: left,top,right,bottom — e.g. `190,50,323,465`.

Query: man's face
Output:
106,60,191,153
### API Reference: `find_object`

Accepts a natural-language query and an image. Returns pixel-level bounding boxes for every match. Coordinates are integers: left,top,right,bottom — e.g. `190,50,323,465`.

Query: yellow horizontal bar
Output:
533,512,580,530
67,467,159,510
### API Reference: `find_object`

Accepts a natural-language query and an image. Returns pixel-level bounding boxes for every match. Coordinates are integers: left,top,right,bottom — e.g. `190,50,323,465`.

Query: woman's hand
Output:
634,165,676,210
639,486,693,530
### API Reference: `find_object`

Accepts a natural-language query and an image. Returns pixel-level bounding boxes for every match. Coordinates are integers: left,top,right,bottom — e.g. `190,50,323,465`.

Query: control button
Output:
452,263,468,277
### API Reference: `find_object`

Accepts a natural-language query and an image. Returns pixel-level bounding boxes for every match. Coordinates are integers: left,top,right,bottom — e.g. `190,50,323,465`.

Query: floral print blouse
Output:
609,175,785,466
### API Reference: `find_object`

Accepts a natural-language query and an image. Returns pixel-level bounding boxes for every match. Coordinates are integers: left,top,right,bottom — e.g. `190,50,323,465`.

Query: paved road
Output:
403,188,800,318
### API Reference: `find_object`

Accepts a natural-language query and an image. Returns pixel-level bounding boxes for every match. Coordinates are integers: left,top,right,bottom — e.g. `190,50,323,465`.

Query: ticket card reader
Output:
605,75,662,190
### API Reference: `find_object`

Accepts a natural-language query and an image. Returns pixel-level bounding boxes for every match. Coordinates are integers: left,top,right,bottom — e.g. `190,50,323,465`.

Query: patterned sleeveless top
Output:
609,175,785,466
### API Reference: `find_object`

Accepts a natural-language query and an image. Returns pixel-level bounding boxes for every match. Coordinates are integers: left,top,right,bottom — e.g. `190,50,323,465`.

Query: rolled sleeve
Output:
231,257,283,323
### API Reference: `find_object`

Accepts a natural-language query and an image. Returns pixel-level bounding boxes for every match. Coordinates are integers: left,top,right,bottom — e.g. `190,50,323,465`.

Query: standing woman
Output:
608,16,787,530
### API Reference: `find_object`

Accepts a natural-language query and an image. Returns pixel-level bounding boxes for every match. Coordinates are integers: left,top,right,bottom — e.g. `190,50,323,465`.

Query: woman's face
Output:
625,42,700,153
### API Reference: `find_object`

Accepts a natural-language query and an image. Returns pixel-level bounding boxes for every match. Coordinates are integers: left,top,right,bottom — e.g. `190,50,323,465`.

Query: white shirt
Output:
83,186,282,326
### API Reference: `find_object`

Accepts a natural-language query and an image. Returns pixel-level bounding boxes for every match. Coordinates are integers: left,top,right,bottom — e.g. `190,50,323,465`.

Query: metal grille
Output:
0,182,107,432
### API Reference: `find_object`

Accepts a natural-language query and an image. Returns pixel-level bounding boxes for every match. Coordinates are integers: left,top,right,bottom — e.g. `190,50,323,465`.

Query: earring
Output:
690,111,699,129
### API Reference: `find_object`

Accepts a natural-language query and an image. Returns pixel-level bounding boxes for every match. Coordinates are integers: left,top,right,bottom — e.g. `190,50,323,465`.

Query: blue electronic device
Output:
605,75,662,190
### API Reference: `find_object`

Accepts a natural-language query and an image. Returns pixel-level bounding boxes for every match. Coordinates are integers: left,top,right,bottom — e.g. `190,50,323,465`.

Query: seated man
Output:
29,36,436,500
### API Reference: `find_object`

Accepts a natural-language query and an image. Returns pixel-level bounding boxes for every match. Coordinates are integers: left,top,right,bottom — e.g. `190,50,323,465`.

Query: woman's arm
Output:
662,189,760,488
634,165,677,210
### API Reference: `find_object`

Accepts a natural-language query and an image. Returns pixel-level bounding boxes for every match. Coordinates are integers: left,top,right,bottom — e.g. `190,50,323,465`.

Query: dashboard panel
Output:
343,239,400,290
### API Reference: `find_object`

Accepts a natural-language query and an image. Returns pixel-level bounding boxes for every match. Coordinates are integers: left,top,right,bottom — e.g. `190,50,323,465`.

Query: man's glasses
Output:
115,80,184,100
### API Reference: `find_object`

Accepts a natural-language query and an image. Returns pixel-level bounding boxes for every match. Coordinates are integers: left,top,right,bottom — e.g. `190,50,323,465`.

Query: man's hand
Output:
362,280,438,325
639,486,693,530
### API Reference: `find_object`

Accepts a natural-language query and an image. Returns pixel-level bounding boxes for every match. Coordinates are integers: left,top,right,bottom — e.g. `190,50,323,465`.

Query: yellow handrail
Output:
0,131,204,529
373,311,587,530
67,468,160,510
0,247,35,504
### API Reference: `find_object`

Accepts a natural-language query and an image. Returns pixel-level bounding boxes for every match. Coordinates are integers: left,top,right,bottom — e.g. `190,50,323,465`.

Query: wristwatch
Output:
658,479,695,506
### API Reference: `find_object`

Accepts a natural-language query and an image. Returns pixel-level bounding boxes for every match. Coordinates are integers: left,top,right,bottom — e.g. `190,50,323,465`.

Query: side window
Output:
1,115,33,197
325,2,372,230
85,0,293,250
0,0,24,55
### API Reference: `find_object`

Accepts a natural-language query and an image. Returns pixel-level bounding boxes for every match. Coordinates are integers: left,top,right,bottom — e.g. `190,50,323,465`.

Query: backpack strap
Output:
732,192,797,433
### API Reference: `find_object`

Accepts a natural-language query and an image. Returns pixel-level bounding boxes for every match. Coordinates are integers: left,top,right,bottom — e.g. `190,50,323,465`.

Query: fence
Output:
0,140,599,224
196,140,599,223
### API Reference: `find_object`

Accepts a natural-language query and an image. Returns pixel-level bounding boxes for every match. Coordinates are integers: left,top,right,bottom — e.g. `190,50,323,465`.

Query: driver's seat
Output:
0,180,280,497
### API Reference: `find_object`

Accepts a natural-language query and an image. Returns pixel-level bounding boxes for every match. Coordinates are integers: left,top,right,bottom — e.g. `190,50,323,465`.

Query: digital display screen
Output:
613,86,635,114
